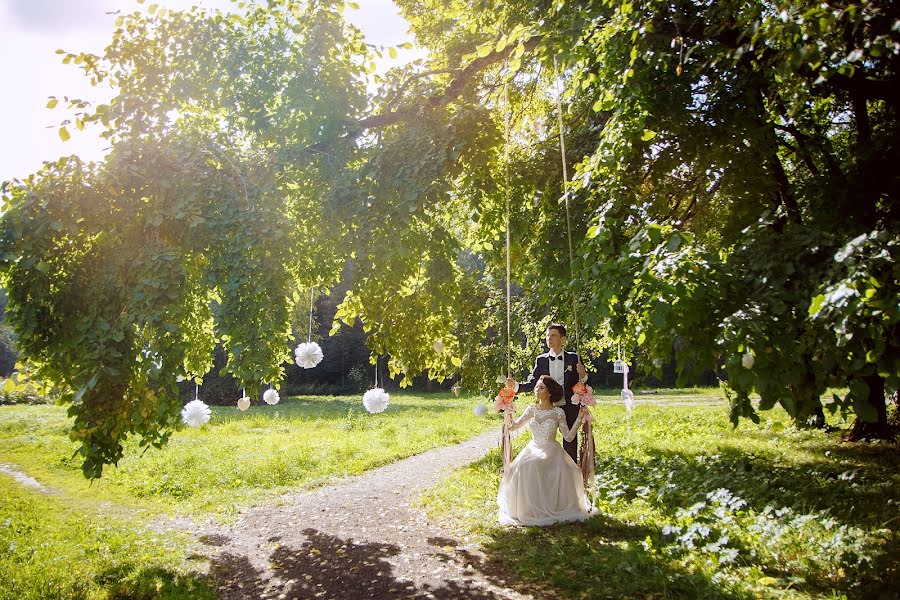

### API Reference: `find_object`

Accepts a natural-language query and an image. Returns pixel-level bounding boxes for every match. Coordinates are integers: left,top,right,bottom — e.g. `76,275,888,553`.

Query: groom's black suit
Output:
517,350,583,463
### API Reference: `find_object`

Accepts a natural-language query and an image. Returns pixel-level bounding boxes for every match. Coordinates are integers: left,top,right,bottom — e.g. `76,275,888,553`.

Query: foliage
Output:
397,0,900,430
419,394,898,598
2,0,898,476
0,476,213,600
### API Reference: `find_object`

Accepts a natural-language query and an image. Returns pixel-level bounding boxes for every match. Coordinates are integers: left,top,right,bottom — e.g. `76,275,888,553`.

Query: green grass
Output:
0,393,499,517
0,476,214,600
419,391,899,599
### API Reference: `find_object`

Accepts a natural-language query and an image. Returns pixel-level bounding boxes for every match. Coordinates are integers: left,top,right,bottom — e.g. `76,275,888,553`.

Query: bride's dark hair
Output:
538,375,565,404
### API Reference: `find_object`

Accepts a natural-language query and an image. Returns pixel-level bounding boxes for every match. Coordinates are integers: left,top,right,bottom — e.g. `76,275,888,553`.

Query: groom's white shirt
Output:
548,348,565,388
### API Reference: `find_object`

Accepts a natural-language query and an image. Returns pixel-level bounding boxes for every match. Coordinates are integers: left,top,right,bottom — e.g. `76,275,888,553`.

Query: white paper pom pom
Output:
263,388,280,405
433,339,445,354
237,396,251,411
742,352,755,369
362,387,389,414
495,374,507,385
294,342,324,369
182,399,211,427
474,402,488,417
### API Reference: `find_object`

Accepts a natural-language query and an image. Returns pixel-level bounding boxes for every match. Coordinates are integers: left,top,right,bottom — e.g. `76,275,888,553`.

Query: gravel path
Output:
183,428,540,600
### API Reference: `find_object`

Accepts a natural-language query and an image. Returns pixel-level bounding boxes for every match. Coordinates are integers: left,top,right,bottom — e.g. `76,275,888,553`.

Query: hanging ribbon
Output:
307,287,315,343
499,411,512,477
579,418,596,486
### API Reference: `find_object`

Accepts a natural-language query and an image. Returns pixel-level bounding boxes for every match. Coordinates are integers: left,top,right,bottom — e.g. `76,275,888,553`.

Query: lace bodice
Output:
508,405,580,446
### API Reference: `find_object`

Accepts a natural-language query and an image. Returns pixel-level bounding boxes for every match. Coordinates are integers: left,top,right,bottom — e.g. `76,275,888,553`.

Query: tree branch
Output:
343,36,544,138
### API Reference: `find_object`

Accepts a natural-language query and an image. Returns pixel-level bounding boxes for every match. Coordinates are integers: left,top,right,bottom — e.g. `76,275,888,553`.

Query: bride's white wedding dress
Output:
497,405,597,526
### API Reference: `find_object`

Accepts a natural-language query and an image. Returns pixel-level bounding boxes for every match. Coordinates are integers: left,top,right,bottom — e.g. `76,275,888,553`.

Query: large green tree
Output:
395,0,899,434
1,0,897,476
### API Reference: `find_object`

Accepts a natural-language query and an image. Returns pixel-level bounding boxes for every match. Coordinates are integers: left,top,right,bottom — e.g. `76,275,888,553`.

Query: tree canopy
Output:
1,0,897,476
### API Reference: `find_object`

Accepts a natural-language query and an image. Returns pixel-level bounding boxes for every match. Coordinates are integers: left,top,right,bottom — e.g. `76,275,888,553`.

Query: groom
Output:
507,323,588,463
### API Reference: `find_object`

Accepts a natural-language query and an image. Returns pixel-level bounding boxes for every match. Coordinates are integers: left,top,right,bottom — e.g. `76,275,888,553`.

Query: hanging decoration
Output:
263,386,280,405
237,387,251,412
616,343,636,417
433,339,445,354
295,288,324,369
451,382,461,397
473,402,488,417
362,356,389,414
182,384,211,427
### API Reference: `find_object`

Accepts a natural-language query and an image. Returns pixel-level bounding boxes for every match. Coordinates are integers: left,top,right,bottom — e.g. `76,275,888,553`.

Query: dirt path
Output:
179,428,539,600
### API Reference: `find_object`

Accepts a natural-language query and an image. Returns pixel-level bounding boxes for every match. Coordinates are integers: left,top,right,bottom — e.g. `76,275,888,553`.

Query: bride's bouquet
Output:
493,386,517,414
571,382,596,421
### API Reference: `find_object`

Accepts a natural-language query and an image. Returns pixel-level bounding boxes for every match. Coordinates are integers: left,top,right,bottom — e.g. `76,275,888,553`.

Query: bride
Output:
497,375,597,526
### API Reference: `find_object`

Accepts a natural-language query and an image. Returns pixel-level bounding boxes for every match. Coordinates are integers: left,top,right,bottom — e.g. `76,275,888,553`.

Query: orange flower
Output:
498,387,516,401
572,382,588,395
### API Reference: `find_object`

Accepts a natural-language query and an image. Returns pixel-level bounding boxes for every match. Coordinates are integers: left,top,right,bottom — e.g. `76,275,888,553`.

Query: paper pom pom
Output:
362,387,389,414
182,399,211,427
263,389,280,405
742,352,755,369
495,374,507,385
474,402,488,417
451,383,461,397
237,396,251,411
295,342,324,369
433,339,445,354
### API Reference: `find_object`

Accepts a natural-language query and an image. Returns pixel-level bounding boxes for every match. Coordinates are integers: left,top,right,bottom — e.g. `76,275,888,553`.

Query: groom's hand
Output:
576,362,587,379
505,377,517,389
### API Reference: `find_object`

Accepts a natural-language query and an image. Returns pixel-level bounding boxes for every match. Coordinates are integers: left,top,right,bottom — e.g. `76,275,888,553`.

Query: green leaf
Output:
637,332,646,346
46,98,59,109
808,294,826,316
348,1,361,8
35,261,51,272
666,233,681,252
641,129,657,141
451,356,462,367
59,127,70,141
388,46,397,59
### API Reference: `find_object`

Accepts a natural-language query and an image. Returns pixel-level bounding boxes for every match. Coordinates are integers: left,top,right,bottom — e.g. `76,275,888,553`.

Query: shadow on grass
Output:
473,516,749,600
95,563,217,599
586,443,898,598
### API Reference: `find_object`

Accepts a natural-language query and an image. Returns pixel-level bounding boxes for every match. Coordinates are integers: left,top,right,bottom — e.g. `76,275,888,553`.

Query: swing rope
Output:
553,56,580,353
504,75,512,379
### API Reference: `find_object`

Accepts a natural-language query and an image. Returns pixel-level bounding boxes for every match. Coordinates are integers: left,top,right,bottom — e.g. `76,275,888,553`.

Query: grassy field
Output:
0,475,214,600
2,389,897,599
0,393,498,517
0,392,500,598
419,391,899,599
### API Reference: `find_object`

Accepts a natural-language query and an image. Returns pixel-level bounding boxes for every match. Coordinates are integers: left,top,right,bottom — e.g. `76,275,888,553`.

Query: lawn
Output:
0,475,215,600
419,390,899,599
0,392,498,517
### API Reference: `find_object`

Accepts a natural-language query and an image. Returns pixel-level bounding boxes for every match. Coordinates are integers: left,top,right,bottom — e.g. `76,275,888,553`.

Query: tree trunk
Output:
844,374,891,441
